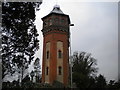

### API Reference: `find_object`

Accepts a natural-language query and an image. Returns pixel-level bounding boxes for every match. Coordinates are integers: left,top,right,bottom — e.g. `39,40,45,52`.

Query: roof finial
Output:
50,4,64,14
55,0,58,6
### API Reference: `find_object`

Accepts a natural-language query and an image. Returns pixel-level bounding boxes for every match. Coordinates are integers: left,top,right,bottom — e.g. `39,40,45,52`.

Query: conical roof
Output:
49,5,64,14
42,5,70,24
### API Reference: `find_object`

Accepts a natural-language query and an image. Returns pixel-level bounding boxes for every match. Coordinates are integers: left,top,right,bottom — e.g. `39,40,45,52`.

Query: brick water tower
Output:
41,5,71,86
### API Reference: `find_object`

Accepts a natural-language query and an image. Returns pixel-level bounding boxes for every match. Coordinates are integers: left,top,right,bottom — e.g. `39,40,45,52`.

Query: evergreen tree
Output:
33,58,41,83
2,2,41,81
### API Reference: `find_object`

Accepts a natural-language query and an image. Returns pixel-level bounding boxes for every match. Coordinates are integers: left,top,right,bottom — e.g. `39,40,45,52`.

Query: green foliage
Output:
72,51,98,88
33,58,41,83
107,80,120,89
22,75,30,83
3,79,120,89
2,2,40,80
52,80,64,88
3,80,52,88
95,74,107,88
72,51,120,89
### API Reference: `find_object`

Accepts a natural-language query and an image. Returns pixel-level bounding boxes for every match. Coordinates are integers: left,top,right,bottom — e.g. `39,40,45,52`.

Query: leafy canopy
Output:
72,51,98,88
2,2,41,80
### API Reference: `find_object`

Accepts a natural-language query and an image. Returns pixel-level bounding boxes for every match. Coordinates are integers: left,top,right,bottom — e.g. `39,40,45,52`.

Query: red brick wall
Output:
42,30,69,86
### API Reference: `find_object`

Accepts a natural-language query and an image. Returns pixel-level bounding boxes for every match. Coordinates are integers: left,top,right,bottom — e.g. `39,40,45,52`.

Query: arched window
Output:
46,51,49,59
58,50,62,58
58,66,62,75
46,67,49,75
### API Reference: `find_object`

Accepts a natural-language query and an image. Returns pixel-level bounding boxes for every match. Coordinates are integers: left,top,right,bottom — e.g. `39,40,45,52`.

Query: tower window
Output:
46,67,49,75
61,19,65,24
58,50,62,58
58,66,62,75
46,51,49,59
49,19,52,25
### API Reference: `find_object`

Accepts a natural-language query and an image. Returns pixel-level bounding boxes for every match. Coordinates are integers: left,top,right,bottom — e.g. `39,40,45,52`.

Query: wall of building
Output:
57,41,63,83
42,31,69,86
44,42,50,83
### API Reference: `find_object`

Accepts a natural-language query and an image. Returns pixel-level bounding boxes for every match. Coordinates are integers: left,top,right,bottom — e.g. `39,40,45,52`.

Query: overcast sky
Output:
35,0,118,82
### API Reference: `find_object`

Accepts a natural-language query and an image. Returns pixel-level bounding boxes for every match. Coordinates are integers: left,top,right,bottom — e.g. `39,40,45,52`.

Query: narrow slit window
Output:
58,50,62,58
46,67,49,75
49,19,52,25
47,51,49,59
58,66,62,75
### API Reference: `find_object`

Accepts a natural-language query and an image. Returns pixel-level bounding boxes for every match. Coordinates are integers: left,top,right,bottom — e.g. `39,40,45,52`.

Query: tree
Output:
52,80,64,88
2,2,41,81
72,51,98,88
95,74,107,88
113,79,120,89
33,58,41,83
30,70,35,82
107,79,120,89
22,74,30,83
